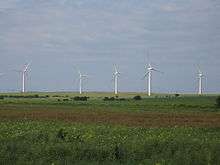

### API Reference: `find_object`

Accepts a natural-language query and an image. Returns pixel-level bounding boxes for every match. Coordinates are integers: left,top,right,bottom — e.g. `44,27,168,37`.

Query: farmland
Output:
0,92,220,164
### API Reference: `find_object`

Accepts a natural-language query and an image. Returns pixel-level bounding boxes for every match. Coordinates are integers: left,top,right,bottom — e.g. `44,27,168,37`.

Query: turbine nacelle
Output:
198,69,204,78
78,70,88,78
23,62,31,73
148,67,153,71
113,71,120,76
79,74,87,78
199,73,204,77
113,65,121,77
145,63,163,74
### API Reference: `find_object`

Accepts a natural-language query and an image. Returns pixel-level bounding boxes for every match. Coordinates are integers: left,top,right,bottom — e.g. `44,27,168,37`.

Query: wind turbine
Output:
21,63,31,93
197,67,204,95
113,65,120,95
143,63,163,96
77,70,88,94
14,62,31,93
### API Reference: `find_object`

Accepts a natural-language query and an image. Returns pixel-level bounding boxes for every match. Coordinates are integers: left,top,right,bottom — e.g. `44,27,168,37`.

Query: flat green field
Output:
0,92,220,164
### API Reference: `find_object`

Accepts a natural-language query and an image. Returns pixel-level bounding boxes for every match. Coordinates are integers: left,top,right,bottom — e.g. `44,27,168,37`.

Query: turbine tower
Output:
198,68,204,95
113,65,120,95
144,63,163,96
78,70,87,94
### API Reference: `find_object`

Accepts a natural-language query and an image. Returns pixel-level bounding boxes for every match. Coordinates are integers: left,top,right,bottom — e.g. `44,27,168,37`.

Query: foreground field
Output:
1,121,220,165
0,93,220,164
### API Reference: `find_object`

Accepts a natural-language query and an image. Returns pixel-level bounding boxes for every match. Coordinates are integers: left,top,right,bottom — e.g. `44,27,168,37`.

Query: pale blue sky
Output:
0,0,220,93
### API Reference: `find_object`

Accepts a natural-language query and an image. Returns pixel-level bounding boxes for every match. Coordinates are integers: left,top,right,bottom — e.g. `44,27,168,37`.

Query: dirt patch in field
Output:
0,105,220,127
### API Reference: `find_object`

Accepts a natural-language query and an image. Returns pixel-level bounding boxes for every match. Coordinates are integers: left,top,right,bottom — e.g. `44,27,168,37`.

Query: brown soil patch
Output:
0,105,220,127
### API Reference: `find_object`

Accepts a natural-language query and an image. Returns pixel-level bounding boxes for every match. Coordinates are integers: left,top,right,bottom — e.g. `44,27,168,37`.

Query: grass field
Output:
0,92,220,164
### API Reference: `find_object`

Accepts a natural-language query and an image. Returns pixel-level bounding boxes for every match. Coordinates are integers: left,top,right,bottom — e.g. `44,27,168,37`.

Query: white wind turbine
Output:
197,67,204,95
143,63,163,96
77,70,88,94
21,63,31,93
14,63,31,93
113,65,120,95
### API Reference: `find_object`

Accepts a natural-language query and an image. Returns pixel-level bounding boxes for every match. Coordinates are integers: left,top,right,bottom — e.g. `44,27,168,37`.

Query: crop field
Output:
0,92,220,164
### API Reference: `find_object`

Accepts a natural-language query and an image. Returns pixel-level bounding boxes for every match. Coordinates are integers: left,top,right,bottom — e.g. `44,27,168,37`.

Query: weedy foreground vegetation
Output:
0,92,220,164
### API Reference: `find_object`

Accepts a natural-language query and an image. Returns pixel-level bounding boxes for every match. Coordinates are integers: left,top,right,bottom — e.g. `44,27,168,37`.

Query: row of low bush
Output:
57,96,90,102
103,95,143,101
103,97,126,101
72,96,89,101
0,94,49,99
56,95,141,102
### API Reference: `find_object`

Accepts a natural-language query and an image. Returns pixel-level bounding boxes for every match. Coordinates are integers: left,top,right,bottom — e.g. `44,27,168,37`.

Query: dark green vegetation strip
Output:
0,94,219,113
0,121,220,165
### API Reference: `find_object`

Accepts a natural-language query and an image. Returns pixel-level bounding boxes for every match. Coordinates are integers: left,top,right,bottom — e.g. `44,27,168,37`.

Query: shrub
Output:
114,144,125,160
52,95,61,98
56,129,67,140
103,97,115,101
109,97,115,101
103,97,109,101
34,94,39,98
73,96,89,101
133,95,142,100
63,99,69,102
0,96,4,100
175,94,180,97
216,96,220,108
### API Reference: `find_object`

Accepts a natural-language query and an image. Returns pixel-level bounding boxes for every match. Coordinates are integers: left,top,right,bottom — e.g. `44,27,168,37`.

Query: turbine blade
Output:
152,68,164,74
78,70,81,75
196,65,203,75
114,64,118,73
